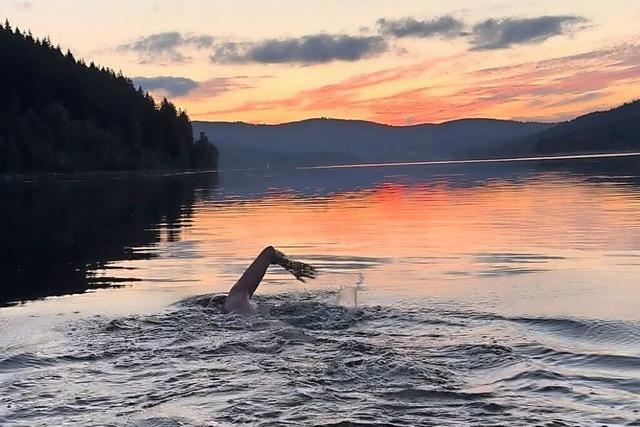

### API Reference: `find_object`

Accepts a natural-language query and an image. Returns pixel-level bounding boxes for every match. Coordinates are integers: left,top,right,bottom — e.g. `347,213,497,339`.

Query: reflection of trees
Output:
534,157,640,186
0,173,218,305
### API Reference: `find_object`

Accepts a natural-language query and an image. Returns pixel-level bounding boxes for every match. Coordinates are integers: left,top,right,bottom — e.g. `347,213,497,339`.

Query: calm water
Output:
1,159,640,426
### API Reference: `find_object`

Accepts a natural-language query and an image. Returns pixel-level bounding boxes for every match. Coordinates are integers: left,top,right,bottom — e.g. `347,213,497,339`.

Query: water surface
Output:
1,159,640,425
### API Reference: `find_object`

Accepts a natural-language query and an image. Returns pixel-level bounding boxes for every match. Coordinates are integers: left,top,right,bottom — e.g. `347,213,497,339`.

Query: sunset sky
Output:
5,0,640,124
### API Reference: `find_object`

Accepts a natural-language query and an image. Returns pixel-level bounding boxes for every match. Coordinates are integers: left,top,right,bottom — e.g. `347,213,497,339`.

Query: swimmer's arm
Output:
228,246,275,299
227,246,317,301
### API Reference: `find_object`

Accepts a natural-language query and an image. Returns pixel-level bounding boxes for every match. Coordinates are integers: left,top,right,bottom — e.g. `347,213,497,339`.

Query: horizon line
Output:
192,115,558,127
192,98,639,128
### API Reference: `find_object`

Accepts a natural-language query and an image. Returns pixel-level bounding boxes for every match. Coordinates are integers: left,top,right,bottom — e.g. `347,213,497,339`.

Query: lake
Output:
1,157,640,426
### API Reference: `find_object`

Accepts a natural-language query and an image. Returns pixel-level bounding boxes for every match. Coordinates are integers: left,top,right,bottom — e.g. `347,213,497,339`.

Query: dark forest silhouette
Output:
531,100,640,155
0,21,218,173
478,100,640,158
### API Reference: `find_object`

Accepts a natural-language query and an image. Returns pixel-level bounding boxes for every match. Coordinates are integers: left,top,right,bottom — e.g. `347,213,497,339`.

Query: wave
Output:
517,342,640,372
0,352,57,372
381,387,493,401
506,315,640,346
3,292,640,426
0,351,109,373
496,368,640,395
127,417,196,427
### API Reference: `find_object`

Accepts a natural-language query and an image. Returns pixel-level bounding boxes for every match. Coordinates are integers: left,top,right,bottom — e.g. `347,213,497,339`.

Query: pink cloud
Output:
178,75,271,101
201,43,640,124
202,59,442,115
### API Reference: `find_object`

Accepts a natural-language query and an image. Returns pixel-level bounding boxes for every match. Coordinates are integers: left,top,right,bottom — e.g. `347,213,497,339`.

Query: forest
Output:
0,21,218,173
532,99,640,155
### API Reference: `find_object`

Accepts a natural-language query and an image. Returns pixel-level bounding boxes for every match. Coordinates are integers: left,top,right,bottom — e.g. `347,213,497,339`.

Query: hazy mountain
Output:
193,118,552,169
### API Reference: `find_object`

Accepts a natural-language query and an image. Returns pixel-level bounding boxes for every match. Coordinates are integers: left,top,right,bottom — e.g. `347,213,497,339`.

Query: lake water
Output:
1,158,640,426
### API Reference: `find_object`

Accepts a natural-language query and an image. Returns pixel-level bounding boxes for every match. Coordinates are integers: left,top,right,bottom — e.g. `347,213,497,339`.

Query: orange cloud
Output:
195,43,640,124
197,58,442,116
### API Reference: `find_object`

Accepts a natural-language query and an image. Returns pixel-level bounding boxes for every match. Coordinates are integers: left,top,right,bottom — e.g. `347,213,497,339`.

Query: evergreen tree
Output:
191,131,219,169
532,100,640,155
0,22,218,173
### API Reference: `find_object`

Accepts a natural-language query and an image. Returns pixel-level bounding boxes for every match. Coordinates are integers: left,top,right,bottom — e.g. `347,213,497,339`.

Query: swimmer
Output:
223,246,316,314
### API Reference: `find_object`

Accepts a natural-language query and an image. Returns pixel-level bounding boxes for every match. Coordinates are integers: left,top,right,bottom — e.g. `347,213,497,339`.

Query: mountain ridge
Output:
194,101,640,170
193,117,553,169
196,116,551,129
490,99,640,157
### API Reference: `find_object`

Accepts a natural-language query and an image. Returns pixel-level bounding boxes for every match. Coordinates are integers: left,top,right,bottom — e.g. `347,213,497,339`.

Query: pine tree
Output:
0,21,218,172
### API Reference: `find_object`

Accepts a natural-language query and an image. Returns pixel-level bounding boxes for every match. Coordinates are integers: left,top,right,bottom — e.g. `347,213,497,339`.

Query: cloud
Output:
120,15,589,66
199,59,440,116
211,34,388,65
511,110,595,123
544,91,605,108
133,75,265,99
374,14,586,49
376,16,465,38
186,77,261,100
201,42,640,124
132,76,199,97
470,16,587,50
118,32,214,64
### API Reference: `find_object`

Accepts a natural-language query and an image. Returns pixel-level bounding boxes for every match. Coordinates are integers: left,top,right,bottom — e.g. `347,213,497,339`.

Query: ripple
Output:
381,387,493,401
0,352,56,372
518,343,640,372
2,292,639,426
507,316,640,346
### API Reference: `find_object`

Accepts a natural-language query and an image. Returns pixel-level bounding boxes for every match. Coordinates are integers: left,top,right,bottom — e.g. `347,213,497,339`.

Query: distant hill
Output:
0,21,217,173
193,118,552,169
488,100,640,157
531,100,640,155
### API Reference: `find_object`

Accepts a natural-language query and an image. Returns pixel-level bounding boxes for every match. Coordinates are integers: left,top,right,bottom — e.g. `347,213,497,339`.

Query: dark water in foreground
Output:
3,292,640,426
1,158,640,426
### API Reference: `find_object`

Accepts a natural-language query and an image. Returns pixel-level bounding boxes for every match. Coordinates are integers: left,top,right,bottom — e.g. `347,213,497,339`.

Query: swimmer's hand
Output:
272,249,317,283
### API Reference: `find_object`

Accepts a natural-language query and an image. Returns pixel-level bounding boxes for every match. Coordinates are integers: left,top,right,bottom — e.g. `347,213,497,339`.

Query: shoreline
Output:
0,168,219,184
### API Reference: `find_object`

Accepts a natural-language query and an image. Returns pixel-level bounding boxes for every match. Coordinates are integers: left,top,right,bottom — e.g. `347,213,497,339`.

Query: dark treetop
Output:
0,21,218,173
531,99,640,155
489,99,640,158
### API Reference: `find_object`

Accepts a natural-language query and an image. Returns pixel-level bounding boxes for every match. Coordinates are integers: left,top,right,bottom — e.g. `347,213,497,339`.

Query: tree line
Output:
533,99,640,155
0,21,218,173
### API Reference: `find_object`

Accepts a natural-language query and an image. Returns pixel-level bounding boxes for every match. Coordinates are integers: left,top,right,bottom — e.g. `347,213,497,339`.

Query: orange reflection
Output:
49,174,639,320
194,179,640,260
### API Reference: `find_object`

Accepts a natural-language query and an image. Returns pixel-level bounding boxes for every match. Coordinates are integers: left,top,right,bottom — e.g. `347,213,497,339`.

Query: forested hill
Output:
530,100,640,155
0,21,217,173
193,118,551,169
